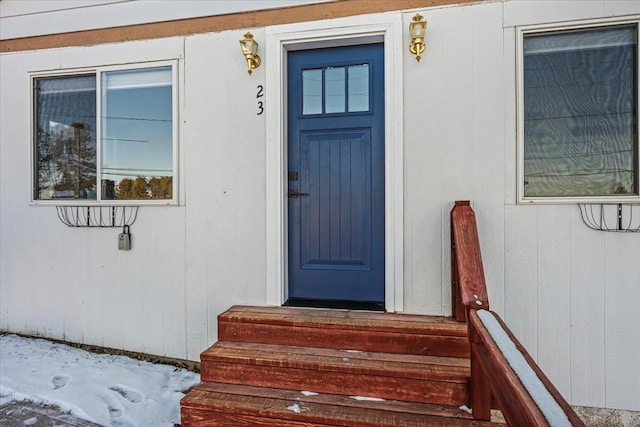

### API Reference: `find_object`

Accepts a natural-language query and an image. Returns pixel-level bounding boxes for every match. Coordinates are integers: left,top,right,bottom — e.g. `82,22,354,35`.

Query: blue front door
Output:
287,44,385,309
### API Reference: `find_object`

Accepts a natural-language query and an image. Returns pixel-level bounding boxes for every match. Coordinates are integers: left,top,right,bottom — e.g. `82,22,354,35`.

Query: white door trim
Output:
265,12,404,312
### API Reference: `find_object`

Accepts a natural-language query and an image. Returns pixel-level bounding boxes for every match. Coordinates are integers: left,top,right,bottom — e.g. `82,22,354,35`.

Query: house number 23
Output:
257,85,264,115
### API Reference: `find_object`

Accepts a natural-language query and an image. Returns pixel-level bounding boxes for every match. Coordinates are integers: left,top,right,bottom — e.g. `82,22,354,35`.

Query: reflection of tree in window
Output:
33,68,174,202
116,176,172,200
149,177,173,199
34,74,97,200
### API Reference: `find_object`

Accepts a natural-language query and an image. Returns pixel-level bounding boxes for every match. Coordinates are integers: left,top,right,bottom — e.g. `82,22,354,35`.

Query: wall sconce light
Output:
409,13,427,62
239,32,261,75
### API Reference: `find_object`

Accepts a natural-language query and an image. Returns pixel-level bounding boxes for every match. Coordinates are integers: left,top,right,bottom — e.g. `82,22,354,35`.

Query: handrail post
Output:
451,205,466,321
469,320,492,421
450,200,489,314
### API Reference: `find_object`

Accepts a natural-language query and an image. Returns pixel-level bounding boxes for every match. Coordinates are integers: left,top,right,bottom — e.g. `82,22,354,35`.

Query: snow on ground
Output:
0,334,200,427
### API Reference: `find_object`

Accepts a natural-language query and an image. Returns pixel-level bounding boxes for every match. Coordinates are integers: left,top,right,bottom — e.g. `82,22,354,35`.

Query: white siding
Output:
402,1,507,318
500,0,640,411
182,29,268,359
0,38,189,358
1,0,639,412
0,0,335,40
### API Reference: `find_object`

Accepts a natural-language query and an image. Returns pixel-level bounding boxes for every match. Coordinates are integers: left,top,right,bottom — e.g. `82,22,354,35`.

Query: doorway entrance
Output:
286,44,385,310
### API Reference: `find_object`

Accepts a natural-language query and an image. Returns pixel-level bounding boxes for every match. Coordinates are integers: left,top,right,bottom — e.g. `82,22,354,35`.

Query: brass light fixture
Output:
409,13,427,62
239,32,261,75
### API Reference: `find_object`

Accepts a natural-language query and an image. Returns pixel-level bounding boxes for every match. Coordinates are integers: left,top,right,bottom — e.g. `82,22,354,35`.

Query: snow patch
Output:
287,403,302,413
476,310,571,427
287,403,309,413
350,396,385,402
459,405,472,414
51,375,70,390
300,391,319,396
108,384,145,403
0,334,200,427
23,417,38,426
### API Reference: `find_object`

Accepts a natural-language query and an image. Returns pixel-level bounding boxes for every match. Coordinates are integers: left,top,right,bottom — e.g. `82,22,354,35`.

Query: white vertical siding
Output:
1,0,639,412
536,207,572,397
183,29,268,360
468,2,506,319
504,206,539,358
500,0,640,411
570,216,606,407
603,235,640,409
403,2,506,316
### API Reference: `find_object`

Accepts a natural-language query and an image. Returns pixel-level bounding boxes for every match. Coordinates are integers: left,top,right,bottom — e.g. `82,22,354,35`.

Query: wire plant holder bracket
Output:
56,205,139,228
578,203,640,233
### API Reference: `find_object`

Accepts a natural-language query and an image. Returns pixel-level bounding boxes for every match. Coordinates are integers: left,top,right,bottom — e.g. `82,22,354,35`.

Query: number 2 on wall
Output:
257,85,264,115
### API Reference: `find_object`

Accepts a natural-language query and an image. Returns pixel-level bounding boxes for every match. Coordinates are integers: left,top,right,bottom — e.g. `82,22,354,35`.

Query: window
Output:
33,63,176,204
518,22,639,202
301,63,370,115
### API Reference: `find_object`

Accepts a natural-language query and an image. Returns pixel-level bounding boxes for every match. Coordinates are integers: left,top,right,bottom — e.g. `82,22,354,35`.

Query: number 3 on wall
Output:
257,85,264,115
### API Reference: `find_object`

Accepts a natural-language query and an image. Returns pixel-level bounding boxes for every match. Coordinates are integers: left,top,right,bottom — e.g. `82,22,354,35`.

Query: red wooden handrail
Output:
451,200,585,426
468,310,585,427
451,200,489,321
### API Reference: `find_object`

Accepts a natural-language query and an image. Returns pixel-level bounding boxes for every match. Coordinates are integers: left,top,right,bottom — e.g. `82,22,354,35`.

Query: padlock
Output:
118,225,131,250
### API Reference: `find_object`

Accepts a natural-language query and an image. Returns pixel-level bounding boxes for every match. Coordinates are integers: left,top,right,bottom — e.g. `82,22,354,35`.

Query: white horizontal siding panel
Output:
0,0,336,40
0,1,121,17
504,0,608,28
604,0,640,17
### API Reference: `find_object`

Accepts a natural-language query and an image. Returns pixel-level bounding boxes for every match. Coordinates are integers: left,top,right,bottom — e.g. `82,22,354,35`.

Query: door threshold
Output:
283,298,385,312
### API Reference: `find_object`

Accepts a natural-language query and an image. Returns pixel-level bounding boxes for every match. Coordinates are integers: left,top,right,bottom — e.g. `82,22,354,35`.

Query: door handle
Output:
288,189,309,198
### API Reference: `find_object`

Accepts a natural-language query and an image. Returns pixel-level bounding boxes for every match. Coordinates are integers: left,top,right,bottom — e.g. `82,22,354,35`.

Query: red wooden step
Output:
218,305,470,358
181,382,502,427
200,341,470,406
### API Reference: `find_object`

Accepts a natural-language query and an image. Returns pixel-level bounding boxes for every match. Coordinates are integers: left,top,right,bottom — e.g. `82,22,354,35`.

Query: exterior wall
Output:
1,0,639,412
0,0,335,40
501,1,640,411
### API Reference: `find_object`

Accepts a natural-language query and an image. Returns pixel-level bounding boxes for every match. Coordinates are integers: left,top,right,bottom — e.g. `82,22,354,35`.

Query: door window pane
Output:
348,64,369,112
523,25,638,198
101,66,173,200
34,75,97,200
325,66,345,113
302,69,322,115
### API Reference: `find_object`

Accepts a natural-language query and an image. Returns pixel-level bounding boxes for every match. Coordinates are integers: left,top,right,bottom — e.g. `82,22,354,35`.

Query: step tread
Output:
182,382,502,427
201,341,470,383
221,305,468,336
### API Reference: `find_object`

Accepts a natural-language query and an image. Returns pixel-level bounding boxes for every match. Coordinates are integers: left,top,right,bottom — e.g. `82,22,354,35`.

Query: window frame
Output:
516,17,640,204
30,60,179,206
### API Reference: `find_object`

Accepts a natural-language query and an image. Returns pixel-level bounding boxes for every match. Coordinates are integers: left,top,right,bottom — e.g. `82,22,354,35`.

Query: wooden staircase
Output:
181,305,503,426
